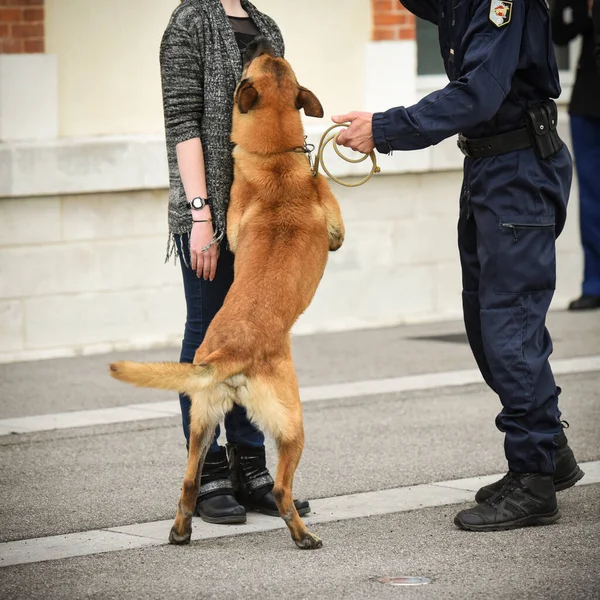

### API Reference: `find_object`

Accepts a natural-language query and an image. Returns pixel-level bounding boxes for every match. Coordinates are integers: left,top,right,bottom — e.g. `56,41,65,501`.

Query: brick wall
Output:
0,0,44,54
371,0,416,41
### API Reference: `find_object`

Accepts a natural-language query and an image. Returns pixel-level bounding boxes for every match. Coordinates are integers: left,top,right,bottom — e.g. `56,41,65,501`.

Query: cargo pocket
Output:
494,215,556,294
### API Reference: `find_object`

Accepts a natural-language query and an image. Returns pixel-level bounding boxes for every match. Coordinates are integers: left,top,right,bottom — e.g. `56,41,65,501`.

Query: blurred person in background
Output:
160,0,309,525
594,0,600,70
552,0,600,310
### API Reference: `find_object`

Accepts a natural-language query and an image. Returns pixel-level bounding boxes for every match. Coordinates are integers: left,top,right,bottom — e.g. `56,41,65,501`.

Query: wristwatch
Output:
188,196,210,210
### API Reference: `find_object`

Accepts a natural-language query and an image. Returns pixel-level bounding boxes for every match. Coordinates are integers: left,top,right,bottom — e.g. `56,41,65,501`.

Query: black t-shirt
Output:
228,16,260,56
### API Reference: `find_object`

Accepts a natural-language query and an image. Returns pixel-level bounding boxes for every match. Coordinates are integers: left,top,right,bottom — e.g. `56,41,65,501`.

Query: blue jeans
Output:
570,115,600,297
175,234,265,453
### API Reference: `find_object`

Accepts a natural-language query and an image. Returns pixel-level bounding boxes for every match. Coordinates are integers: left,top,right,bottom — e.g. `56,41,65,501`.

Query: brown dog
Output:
109,38,344,549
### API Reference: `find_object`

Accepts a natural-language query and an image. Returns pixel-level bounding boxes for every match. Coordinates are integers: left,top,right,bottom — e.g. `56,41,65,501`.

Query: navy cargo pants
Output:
458,145,573,474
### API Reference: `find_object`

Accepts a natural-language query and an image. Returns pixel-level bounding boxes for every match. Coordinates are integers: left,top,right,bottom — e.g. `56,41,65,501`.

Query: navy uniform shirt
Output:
372,0,562,152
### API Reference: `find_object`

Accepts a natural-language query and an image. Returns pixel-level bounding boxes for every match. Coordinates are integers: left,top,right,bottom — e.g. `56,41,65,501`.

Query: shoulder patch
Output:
489,0,513,27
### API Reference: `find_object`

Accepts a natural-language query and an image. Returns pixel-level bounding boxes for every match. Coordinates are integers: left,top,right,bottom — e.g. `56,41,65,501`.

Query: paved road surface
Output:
1,311,599,599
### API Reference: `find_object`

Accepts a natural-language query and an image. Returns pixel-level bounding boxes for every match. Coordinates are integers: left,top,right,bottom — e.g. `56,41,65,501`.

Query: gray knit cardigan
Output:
160,0,285,258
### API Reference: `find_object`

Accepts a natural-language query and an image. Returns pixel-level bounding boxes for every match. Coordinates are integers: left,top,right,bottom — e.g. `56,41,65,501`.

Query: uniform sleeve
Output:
399,0,439,25
551,0,593,46
594,1,600,73
372,0,527,152
160,22,204,145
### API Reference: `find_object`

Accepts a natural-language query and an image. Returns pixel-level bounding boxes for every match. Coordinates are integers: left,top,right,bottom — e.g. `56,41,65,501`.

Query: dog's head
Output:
232,37,323,152
236,36,323,118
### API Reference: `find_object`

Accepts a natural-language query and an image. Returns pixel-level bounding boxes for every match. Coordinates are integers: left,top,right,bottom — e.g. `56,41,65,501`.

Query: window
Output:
416,20,443,76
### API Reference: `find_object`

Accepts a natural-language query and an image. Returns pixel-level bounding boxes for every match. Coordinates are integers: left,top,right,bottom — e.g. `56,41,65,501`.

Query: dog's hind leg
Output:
274,432,322,550
248,367,322,550
169,423,215,545
169,386,231,545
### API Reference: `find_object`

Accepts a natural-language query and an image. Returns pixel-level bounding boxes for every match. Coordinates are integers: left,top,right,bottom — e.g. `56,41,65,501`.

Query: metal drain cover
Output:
378,576,432,586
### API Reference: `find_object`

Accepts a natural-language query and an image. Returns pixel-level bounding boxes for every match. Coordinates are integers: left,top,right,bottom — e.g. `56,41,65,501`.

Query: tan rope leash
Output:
310,123,381,187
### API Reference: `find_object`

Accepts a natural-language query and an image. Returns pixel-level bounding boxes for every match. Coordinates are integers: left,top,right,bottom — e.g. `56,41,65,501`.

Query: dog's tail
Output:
109,361,216,396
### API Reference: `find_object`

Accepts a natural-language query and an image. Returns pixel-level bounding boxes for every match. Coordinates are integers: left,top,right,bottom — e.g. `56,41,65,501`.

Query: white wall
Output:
44,0,371,137
0,170,583,363
45,0,176,137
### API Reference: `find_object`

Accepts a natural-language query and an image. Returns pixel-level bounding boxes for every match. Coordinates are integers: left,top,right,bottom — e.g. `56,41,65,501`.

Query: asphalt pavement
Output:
0,310,599,599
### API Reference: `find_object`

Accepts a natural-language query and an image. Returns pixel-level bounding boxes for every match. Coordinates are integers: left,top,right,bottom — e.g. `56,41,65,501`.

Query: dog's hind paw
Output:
295,532,323,550
169,526,192,545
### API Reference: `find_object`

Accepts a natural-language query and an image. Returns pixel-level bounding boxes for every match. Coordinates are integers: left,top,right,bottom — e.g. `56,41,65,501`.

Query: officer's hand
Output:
332,112,375,155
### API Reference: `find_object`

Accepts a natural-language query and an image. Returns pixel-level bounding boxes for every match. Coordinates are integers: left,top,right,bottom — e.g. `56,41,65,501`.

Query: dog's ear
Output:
235,78,259,114
296,86,324,118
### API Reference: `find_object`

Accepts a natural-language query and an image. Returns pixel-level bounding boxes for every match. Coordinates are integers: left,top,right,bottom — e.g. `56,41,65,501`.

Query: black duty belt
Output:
457,128,532,159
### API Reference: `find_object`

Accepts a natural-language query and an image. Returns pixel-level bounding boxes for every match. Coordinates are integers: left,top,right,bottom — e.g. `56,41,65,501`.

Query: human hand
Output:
331,112,375,154
190,219,219,281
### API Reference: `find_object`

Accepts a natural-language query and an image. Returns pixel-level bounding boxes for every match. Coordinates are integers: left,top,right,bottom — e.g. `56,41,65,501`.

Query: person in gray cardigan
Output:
160,0,310,524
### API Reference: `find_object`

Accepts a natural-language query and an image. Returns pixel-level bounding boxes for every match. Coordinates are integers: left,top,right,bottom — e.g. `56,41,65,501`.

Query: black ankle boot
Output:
568,295,600,310
475,424,584,504
195,447,246,525
455,472,560,532
228,444,311,517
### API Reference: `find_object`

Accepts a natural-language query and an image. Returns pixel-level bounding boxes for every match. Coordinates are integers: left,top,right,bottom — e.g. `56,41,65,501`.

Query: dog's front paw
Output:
169,525,192,545
328,229,344,252
294,532,323,550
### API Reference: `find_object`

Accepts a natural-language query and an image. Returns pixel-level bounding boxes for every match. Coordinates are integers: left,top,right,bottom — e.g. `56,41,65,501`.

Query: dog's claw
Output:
294,533,322,550
328,231,344,252
169,526,192,545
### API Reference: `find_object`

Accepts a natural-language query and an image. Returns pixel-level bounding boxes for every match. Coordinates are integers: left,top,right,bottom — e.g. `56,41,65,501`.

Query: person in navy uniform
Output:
333,0,585,531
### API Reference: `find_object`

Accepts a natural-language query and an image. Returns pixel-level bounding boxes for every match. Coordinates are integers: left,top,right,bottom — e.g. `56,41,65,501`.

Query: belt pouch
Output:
525,101,562,160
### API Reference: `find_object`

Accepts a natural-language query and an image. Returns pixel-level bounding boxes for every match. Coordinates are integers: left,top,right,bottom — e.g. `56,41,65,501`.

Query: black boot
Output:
195,447,247,524
475,425,584,504
228,444,311,517
455,473,560,532
568,295,600,310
